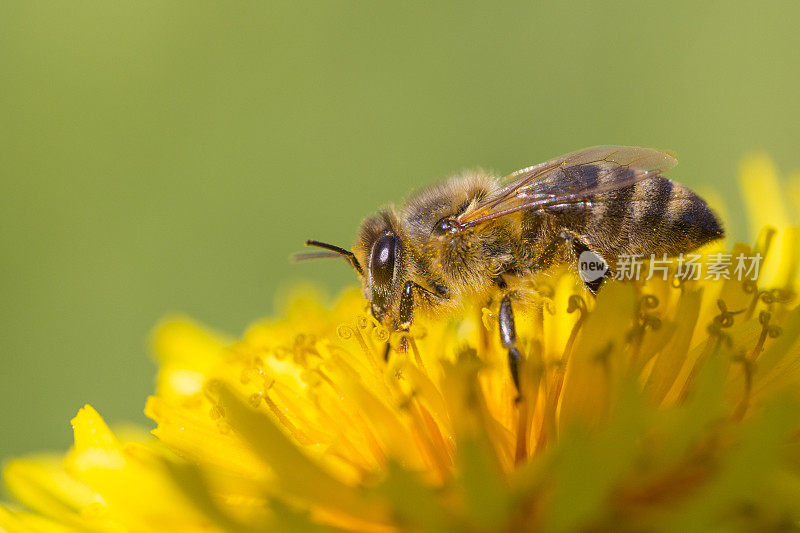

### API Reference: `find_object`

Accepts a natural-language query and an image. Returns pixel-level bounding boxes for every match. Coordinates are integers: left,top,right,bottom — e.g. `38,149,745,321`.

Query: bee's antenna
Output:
302,240,363,275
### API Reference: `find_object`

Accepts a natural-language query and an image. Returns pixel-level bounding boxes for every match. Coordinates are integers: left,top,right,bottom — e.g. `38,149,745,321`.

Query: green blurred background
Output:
2,1,799,460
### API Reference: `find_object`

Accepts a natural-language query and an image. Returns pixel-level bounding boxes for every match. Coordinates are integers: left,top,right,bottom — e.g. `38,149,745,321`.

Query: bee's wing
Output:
455,146,678,230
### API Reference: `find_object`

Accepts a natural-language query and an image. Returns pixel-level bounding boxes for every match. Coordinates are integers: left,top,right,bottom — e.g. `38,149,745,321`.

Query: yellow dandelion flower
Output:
4,155,800,532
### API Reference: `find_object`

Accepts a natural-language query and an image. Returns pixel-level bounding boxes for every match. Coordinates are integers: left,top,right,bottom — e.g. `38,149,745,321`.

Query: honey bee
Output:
295,146,723,390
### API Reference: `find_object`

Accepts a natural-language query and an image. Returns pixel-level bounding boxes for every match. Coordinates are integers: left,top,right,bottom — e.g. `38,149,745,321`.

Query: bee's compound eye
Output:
370,234,397,286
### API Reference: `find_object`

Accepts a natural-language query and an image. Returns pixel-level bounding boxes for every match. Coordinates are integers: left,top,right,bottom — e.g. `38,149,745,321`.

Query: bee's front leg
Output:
398,280,416,330
389,280,443,360
398,280,448,330
382,281,417,361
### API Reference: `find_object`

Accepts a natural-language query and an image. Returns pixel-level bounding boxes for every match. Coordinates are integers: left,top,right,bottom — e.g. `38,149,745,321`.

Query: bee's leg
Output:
493,276,522,395
398,281,416,331
390,280,443,360
398,280,449,329
499,293,522,395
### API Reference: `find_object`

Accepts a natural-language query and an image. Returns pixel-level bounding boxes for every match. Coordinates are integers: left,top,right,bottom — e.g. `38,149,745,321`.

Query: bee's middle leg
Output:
499,293,522,395
494,276,522,395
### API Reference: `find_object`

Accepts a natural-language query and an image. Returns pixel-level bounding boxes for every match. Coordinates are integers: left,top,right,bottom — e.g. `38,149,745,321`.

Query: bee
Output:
295,146,724,391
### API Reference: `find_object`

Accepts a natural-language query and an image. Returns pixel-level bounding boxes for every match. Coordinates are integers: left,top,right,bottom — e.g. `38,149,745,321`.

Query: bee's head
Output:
353,211,406,324
296,210,406,326
361,229,401,321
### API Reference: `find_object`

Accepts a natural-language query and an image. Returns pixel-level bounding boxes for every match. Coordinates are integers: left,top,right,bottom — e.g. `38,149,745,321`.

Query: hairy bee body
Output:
354,168,721,326
300,146,724,388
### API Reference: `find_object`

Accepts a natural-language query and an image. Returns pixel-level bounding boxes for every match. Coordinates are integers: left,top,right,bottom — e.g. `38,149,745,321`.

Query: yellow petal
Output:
215,383,390,526
2,456,113,532
558,283,635,428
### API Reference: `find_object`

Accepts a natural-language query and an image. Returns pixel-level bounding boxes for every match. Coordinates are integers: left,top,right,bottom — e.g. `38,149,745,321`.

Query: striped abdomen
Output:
576,176,724,262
